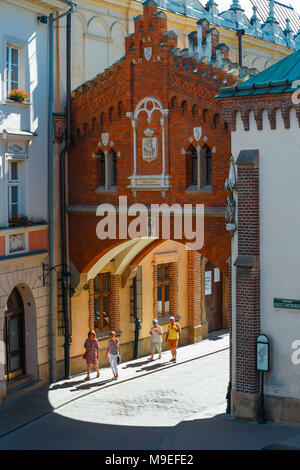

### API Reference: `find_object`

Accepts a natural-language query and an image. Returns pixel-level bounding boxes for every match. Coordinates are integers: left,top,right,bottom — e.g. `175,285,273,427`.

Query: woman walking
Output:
149,319,163,360
84,330,100,380
105,331,120,380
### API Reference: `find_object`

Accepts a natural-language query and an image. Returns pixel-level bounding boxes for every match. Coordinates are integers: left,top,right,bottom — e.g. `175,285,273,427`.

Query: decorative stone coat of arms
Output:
144,47,152,61
9,233,25,253
142,128,157,163
101,133,109,147
193,127,202,142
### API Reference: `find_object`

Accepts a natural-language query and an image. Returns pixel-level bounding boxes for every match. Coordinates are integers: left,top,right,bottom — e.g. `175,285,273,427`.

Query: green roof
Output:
216,49,300,98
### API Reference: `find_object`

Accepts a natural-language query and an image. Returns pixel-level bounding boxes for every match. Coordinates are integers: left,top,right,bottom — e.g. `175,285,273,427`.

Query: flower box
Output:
8,89,30,103
8,215,34,227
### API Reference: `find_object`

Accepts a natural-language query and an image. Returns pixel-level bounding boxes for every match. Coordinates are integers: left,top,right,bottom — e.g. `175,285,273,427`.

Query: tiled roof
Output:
137,0,300,50
216,48,300,97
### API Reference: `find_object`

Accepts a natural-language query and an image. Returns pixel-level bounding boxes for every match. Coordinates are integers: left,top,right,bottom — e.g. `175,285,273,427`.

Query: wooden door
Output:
4,288,25,381
205,262,223,332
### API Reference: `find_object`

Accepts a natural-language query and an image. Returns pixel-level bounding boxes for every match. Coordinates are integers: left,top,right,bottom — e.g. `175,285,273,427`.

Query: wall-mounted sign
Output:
214,268,220,283
205,271,212,295
274,298,300,310
256,334,269,372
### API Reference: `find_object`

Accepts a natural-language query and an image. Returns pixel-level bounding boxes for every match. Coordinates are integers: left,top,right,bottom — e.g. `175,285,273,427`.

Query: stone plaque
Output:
142,137,157,163
9,233,25,253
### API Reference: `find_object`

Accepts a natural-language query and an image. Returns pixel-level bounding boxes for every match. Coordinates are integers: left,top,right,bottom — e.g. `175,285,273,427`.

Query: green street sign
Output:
274,298,300,310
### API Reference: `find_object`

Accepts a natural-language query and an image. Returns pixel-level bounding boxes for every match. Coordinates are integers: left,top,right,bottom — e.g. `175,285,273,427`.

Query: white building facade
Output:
218,50,300,424
0,0,70,402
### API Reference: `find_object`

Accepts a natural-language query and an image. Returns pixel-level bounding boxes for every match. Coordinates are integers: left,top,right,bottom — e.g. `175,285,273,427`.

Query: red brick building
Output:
66,0,239,373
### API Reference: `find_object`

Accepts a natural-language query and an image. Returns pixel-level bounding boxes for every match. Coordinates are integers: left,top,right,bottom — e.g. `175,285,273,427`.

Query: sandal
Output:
84,376,90,381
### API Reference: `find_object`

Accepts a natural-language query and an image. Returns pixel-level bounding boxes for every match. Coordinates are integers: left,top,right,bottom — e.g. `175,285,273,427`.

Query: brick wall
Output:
67,0,236,277
234,152,261,404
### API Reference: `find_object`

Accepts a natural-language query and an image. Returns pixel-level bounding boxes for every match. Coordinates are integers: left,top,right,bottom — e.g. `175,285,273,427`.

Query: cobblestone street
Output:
0,349,229,450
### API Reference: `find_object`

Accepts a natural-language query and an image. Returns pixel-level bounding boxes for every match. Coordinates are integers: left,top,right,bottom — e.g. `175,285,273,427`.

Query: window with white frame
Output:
8,161,20,217
6,45,19,95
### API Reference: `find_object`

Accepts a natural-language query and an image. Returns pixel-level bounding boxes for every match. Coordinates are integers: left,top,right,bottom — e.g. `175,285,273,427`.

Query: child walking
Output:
84,330,100,380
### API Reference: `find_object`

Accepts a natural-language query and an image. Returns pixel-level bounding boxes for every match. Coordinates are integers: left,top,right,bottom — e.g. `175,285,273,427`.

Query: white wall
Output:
0,1,49,226
231,108,300,399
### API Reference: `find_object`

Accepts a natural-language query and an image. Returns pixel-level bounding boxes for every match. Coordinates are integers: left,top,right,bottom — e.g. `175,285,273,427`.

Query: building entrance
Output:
5,288,25,381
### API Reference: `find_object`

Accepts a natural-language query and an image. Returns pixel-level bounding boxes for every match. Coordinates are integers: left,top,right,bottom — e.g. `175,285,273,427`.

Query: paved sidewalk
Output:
159,401,300,450
0,330,229,439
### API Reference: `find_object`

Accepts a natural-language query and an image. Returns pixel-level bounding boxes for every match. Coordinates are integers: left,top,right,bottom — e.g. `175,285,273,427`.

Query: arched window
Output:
100,112,105,130
97,150,105,187
83,122,88,136
213,113,220,128
186,145,197,188
181,100,187,115
192,104,198,118
186,144,212,190
108,107,114,124
200,144,212,187
92,117,97,134
170,96,177,110
5,288,25,381
118,101,124,118
108,149,117,187
202,108,208,123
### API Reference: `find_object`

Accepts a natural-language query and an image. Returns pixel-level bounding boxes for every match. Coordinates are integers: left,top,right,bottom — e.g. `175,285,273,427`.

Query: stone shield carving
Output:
144,47,152,61
142,137,157,162
193,127,202,142
101,133,109,147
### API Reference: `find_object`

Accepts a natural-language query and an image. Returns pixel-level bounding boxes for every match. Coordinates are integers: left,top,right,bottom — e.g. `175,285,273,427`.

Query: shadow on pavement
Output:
137,362,171,372
50,380,86,390
122,359,151,369
70,378,113,391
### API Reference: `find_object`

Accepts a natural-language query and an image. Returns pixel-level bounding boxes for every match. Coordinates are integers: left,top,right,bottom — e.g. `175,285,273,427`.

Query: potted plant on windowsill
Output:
8,89,30,104
8,215,34,227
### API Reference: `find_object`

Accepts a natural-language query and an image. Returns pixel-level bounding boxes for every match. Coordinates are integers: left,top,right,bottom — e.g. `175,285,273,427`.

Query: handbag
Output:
117,354,121,364
83,350,88,360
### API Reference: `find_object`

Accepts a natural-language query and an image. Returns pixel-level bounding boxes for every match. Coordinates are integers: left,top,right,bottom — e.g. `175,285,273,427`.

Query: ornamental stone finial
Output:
266,0,279,24
250,5,258,24
284,18,292,35
230,0,243,12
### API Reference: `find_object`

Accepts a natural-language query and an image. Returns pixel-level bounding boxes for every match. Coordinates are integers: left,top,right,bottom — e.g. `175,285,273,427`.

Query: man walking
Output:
149,319,163,360
166,316,181,362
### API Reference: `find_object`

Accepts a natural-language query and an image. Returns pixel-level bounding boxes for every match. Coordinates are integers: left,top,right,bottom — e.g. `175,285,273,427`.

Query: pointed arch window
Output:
95,149,117,191
186,144,213,191
200,144,212,187
108,149,117,188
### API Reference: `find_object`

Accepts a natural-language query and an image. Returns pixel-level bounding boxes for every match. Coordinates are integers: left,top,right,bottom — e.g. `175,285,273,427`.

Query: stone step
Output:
6,374,33,392
5,376,45,402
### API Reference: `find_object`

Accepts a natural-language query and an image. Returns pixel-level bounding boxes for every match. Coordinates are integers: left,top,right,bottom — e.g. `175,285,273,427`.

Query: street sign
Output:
274,298,300,310
256,334,269,372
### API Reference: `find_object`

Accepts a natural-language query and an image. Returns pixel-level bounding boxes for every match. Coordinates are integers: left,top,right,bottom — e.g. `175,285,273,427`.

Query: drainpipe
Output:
48,1,76,383
60,10,72,379
236,29,245,67
48,12,55,384
132,276,140,359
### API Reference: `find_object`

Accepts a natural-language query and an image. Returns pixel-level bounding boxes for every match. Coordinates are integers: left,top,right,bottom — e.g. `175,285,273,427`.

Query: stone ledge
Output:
234,255,260,269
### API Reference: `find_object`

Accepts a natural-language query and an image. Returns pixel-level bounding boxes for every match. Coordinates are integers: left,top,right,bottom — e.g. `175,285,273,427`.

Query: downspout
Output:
60,10,72,379
236,29,245,67
48,12,55,384
48,1,76,383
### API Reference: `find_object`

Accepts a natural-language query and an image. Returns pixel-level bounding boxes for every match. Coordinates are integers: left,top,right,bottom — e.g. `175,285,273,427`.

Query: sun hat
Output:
169,316,175,320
